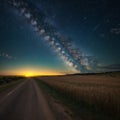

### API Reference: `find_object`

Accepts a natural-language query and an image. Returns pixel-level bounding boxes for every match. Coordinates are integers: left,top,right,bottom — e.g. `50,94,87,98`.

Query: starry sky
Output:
0,0,120,76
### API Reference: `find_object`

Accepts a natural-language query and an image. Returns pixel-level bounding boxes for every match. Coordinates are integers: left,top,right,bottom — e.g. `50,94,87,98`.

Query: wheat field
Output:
37,73,120,119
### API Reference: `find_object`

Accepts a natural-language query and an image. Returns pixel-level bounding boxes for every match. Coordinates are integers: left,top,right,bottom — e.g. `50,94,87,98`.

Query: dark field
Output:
36,72,120,120
0,76,25,92
0,73,120,120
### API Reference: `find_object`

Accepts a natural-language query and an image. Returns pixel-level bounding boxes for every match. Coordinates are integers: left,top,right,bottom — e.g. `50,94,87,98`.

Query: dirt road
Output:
0,79,55,120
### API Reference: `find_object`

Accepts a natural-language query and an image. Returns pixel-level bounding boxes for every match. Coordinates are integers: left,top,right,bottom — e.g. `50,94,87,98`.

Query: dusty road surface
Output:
0,79,55,120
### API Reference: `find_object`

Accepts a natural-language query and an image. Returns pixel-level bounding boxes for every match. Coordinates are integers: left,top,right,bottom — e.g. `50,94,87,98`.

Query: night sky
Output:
0,0,120,76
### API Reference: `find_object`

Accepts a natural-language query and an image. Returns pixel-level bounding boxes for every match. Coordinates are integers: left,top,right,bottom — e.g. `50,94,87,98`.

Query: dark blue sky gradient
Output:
0,0,120,75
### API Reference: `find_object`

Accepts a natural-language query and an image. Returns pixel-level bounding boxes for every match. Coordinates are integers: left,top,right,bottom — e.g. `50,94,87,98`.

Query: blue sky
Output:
0,0,120,75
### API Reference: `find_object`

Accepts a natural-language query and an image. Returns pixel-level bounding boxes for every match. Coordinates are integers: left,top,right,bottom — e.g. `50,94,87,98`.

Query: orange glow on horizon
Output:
0,68,65,76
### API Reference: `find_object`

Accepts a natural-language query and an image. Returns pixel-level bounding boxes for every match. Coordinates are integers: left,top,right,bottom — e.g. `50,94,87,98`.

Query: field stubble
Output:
37,74,120,119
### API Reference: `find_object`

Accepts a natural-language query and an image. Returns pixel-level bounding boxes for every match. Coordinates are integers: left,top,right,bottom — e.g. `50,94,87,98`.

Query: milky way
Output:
8,0,97,73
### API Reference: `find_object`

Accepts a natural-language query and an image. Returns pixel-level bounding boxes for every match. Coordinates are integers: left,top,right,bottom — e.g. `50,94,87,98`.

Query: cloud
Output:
99,64,120,70
0,51,16,60
111,28,120,35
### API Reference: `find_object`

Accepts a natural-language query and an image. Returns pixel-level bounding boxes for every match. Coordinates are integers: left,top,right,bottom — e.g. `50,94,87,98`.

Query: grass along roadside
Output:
35,79,118,120
0,79,24,93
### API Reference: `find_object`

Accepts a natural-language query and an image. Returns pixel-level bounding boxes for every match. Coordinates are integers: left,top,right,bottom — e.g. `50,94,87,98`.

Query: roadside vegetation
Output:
0,76,25,92
35,72,120,120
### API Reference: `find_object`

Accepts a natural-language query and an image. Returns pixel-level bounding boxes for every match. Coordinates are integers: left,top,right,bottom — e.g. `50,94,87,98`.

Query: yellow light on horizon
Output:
1,68,65,76
24,72,35,77
23,70,64,77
